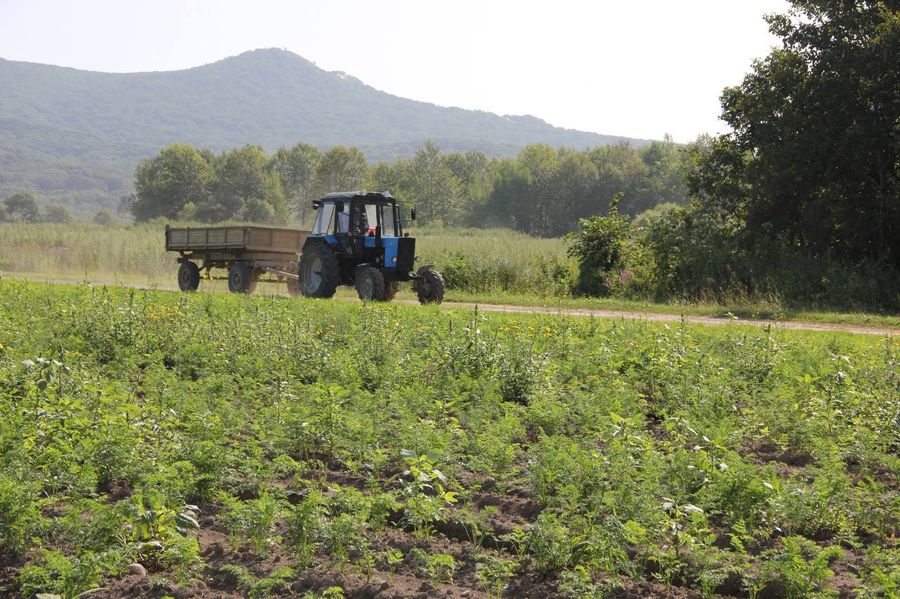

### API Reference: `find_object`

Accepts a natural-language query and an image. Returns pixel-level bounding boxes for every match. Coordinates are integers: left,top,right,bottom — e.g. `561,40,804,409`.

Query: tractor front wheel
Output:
355,266,387,301
415,266,445,304
299,244,339,298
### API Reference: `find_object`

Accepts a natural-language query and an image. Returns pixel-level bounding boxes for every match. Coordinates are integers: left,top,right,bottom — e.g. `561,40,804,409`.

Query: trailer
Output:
165,225,309,294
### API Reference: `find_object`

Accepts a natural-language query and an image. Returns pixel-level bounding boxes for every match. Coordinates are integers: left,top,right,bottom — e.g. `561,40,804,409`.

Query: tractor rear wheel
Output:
228,262,256,294
415,266,445,304
355,266,387,301
177,261,200,291
299,244,339,298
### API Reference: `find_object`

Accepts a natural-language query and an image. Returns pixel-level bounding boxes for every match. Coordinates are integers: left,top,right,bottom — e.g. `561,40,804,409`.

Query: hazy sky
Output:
0,0,790,142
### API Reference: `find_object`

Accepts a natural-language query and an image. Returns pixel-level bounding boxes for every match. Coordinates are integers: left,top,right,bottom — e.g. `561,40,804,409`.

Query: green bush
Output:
566,194,631,296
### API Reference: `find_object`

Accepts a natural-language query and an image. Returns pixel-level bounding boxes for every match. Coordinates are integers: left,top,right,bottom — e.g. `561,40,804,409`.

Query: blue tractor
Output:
297,191,445,303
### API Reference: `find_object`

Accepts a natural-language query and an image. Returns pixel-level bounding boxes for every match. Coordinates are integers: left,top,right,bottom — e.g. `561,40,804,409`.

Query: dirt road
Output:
413,300,898,337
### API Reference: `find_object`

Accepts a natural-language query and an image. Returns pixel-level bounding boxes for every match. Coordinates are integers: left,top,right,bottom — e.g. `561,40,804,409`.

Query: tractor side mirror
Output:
410,206,417,221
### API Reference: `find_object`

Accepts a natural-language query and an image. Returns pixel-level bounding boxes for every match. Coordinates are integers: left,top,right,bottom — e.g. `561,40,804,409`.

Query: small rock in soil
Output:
127,563,147,577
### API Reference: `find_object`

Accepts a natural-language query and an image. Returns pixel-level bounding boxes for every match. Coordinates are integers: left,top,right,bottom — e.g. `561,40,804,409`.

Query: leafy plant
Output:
0,477,41,554
761,536,842,598
219,491,281,555
220,564,296,599
399,452,458,539
17,549,122,599
475,555,520,599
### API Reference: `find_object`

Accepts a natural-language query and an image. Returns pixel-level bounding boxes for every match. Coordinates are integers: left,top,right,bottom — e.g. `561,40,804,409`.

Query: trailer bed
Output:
165,225,308,254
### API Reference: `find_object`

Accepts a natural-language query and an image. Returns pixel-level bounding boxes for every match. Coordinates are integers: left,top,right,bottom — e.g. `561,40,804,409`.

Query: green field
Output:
3,222,900,330
0,281,896,598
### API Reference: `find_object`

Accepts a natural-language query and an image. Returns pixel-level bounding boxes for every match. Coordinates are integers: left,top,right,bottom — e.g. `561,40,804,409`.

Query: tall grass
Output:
0,222,574,294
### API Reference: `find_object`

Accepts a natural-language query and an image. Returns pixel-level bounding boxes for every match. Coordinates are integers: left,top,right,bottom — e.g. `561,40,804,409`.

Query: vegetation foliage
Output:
0,281,896,597
123,136,686,231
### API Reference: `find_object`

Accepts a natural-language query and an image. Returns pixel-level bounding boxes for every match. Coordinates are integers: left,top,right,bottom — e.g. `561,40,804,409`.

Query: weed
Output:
220,564,296,599
475,555,520,599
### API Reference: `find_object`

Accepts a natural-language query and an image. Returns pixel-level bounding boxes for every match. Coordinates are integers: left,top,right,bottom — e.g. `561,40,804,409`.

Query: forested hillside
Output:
0,49,647,215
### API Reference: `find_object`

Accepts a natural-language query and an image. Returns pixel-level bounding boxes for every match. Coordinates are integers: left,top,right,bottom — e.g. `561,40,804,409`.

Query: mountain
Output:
0,48,650,215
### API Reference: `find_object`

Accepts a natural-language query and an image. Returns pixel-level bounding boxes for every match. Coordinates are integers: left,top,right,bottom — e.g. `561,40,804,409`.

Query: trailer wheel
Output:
299,244,339,298
177,261,200,291
228,262,255,294
415,266,445,305
356,266,387,301
384,280,400,302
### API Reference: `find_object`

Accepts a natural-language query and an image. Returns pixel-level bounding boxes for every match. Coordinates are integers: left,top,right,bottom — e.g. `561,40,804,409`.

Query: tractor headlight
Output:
391,256,398,264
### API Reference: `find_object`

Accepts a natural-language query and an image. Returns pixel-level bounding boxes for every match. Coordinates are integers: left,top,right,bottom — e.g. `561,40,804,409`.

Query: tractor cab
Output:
299,191,444,303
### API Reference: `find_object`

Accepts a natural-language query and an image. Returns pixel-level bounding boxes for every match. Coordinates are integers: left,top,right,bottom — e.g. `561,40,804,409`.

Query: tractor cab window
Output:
364,204,378,234
313,202,335,235
336,203,349,233
383,204,398,237
313,201,350,235
363,203,398,237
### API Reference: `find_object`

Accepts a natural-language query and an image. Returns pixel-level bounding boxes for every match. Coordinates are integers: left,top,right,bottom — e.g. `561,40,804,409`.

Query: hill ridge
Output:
0,48,650,215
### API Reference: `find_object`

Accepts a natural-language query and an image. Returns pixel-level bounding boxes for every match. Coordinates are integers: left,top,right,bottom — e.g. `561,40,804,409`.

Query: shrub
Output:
566,194,631,296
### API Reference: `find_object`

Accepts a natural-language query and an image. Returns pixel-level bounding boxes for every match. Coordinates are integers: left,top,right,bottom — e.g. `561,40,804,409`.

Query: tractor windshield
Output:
358,203,397,237
371,203,398,237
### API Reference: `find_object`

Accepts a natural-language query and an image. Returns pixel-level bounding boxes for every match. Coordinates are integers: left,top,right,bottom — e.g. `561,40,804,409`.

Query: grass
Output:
2,221,899,329
0,280,896,598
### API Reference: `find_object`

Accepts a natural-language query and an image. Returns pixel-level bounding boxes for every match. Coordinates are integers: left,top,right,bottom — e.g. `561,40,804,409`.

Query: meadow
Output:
2,222,900,329
0,222,570,294
0,280,896,598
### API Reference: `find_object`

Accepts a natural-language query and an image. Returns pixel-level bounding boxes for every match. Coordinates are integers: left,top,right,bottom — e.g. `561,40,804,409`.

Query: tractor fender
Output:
301,236,335,253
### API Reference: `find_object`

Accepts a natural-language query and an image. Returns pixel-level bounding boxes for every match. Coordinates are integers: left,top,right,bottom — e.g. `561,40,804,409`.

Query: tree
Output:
410,142,461,225
442,151,493,216
3,193,40,223
713,0,899,266
271,143,320,223
639,135,688,208
479,158,532,230
313,147,368,197
43,205,74,224
206,145,287,224
368,159,414,210
131,144,213,221
587,143,649,218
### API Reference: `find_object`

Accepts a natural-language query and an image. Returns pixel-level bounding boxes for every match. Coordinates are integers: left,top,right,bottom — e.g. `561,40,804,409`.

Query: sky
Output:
0,0,790,142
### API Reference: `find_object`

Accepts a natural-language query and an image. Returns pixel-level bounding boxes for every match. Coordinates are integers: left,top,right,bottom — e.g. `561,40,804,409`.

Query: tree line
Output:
567,0,899,311
127,138,689,236
0,192,119,225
